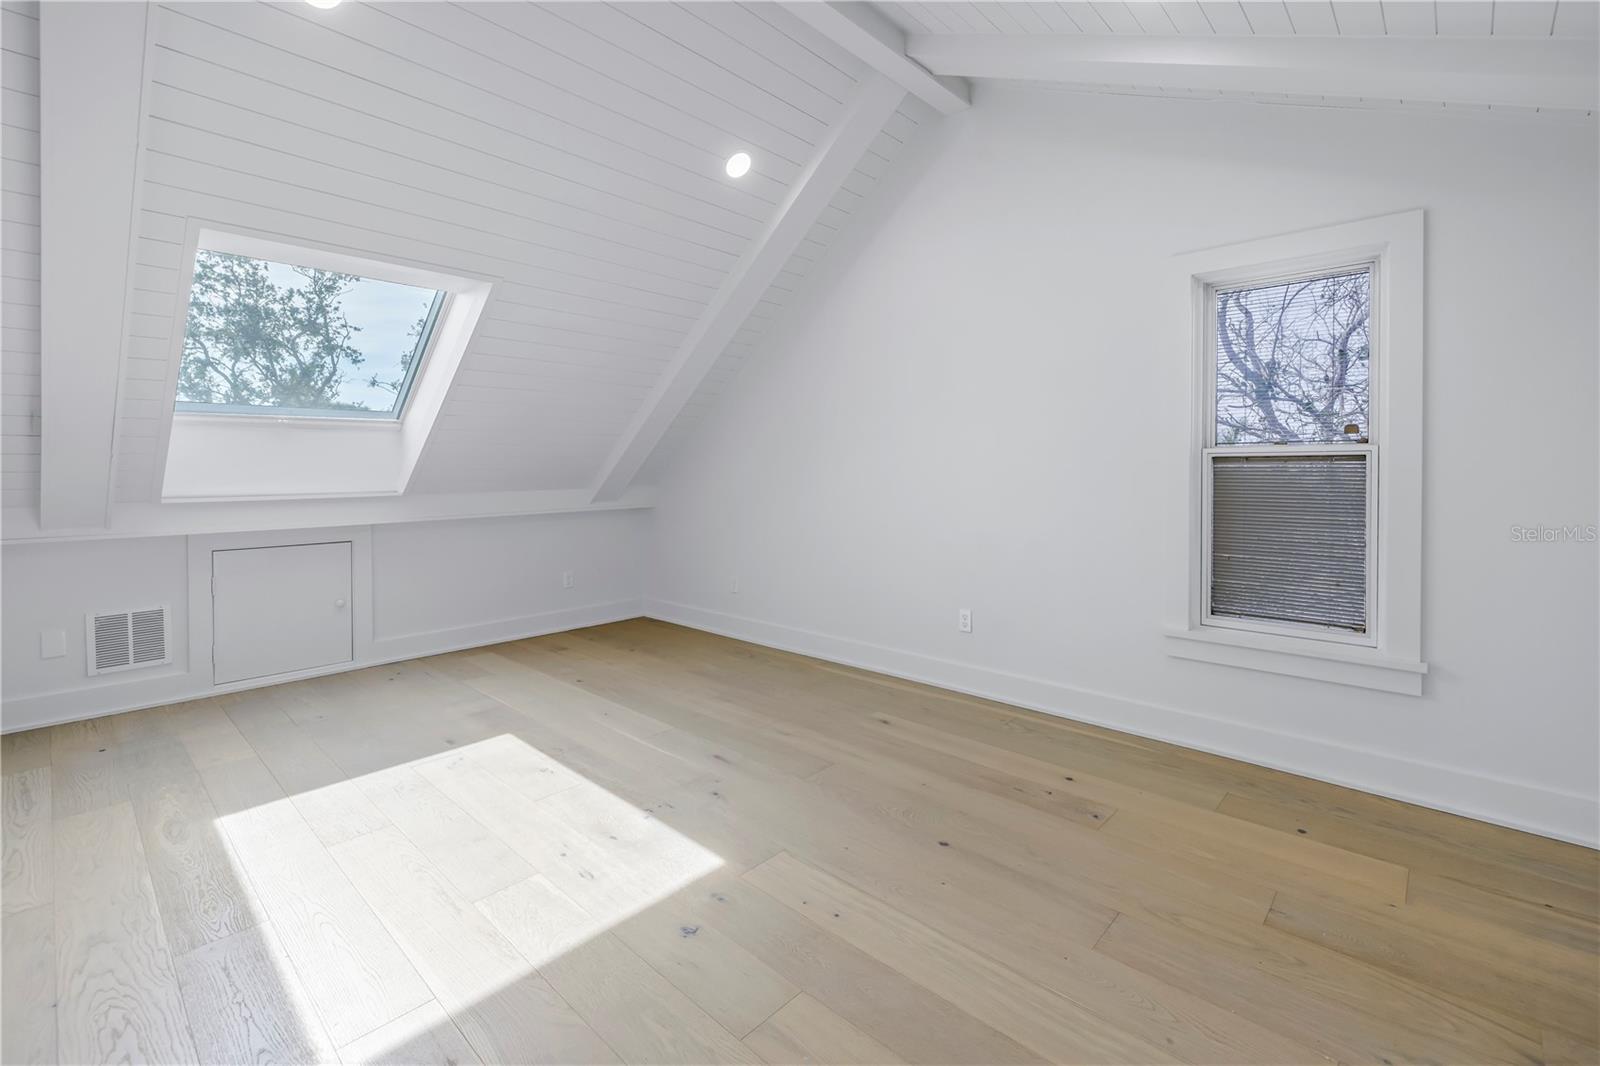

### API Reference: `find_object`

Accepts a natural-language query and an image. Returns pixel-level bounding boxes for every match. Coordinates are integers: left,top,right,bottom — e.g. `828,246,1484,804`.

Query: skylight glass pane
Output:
176,249,444,419
1214,268,1371,445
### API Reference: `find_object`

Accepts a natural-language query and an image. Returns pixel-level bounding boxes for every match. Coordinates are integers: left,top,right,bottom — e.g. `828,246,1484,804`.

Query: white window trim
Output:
1164,210,1427,696
154,221,495,502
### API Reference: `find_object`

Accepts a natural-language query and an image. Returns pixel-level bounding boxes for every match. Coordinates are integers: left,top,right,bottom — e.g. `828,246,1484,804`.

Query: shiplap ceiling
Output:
878,2,1599,36
879,1,1598,117
7,1,1591,522
102,1,924,502
1,2,40,513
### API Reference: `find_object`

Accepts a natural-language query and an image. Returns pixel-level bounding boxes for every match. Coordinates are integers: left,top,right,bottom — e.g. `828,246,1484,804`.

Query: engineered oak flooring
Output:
2,619,1596,1065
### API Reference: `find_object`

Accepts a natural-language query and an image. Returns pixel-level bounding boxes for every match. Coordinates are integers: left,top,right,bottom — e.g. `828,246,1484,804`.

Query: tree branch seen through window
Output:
1214,269,1370,445
177,249,442,417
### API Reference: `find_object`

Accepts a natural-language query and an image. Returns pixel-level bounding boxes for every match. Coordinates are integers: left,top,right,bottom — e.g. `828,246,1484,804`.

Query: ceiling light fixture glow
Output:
305,0,342,9
724,152,752,179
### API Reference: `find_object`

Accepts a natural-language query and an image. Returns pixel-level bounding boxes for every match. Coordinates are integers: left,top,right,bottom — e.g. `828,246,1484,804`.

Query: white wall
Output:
1,509,648,731
370,511,644,646
648,87,1600,845
3,535,188,708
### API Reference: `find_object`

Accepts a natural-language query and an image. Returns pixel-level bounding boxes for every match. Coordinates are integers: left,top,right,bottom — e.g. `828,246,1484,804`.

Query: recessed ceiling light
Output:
725,152,752,179
305,0,342,9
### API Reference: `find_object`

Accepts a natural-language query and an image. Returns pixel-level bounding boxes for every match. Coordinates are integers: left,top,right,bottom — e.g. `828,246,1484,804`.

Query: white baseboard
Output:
646,598,1599,849
11,591,1591,848
1,598,645,734
367,599,645,664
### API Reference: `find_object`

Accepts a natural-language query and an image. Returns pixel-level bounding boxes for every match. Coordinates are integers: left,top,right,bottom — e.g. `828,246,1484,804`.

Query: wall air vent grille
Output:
87,606,171,675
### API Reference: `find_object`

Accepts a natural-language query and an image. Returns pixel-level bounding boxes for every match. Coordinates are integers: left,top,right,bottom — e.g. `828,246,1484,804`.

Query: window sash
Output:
391,289,447,416
1197,258,1381,646
174,257,449,422
1203,259,1379,450
1201,444,1378,647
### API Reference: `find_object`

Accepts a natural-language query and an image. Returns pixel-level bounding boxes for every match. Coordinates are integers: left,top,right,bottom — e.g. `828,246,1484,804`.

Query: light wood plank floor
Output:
3,619,1596,1065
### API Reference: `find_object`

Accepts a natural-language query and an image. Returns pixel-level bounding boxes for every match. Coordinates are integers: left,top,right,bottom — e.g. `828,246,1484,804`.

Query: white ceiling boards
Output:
94,0,924,524
877,1,1598,116
6,0,1594,539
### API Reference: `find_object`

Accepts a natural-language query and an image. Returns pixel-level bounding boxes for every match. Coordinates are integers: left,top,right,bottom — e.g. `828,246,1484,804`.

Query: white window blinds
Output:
1210,454,1369,632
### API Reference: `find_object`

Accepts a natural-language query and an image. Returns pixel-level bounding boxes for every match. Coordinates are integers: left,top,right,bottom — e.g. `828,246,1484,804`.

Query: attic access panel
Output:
212,541,353,684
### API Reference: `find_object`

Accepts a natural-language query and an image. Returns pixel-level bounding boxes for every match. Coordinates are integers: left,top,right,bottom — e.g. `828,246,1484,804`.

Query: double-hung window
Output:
1205,266,1376,638
1167,212,1426,695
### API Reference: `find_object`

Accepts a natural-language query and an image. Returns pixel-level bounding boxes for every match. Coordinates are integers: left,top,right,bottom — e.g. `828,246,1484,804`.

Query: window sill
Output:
1164,624,1426,695
173,412,403,428
161,414,406,499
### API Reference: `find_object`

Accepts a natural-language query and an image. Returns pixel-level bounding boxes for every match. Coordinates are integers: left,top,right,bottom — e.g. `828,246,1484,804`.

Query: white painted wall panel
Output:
372,510,645,642
1,508,648,729
2,534,189,709
648,87,1600,844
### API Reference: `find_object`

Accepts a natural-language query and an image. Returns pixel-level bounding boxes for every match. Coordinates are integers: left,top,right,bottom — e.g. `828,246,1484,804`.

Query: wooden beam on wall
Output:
38,2,150,530
784,2,969,115
590,74,907,503
906,33,1599,112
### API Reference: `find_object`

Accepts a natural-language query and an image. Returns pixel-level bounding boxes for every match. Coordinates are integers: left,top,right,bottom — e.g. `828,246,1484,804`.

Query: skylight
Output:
176,248,446,420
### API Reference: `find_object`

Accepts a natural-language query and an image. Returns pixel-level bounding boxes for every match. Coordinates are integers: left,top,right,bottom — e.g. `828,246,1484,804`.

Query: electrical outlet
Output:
958,608,972,633
730,577,741,594
40,629,65,659
562,571,574,589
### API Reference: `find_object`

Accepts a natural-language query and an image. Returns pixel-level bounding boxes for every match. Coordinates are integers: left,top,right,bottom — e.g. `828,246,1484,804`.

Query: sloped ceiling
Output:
878,1,1599,37
99,0,924,502
877,1,1598,117
7,1,1589,530
1,1,40,514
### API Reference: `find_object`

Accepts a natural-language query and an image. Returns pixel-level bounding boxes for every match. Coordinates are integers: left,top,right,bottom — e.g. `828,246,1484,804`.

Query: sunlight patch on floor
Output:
214,731,723,1060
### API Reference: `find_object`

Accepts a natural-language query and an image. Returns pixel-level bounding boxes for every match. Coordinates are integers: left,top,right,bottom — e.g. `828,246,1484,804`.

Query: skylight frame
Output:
154,221,498,502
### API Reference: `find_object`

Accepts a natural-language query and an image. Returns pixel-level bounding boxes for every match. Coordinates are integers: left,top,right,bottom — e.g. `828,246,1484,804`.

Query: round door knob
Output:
335,598,347,608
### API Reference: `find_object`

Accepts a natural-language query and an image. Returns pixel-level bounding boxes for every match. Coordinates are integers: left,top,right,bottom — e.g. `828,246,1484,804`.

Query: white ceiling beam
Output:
38,2,150,530
784,2,969,115
906,34,1599,111
591,74,906,503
